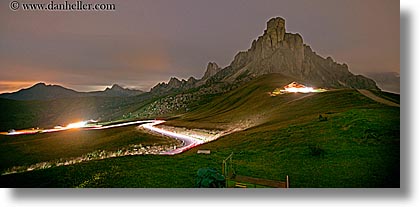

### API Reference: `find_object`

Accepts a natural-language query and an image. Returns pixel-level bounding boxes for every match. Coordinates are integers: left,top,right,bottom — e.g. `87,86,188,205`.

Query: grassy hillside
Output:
165,74,299,129
0,126,179,173
0,74,400,187
166,74,383,129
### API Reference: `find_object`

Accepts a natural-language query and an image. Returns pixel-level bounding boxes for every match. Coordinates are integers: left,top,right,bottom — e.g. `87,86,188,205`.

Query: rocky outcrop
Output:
208,17,378,89
151,62,222,94
167,77,183,89
150,16,378,97
150,77,198,94
201,62,221,81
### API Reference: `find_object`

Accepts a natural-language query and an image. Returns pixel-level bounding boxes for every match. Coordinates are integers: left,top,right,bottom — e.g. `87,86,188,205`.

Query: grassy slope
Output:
0,98,39,131
0,74,400,187
166,74,303,129
0,126,178,172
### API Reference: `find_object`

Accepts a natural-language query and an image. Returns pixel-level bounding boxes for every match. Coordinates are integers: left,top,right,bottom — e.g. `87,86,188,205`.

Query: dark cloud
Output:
0,0,399,92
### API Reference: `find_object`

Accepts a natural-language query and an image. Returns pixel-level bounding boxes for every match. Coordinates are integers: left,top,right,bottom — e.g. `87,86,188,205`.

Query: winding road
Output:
140,120,205,155
357,89,400,107
2,119,205,155
0,119,208,175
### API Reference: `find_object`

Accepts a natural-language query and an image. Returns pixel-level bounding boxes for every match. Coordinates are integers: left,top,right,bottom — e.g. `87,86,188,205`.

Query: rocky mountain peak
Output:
229,17,304,72
150,16,378,95
107,84,124,91
168,77,182,88
201,62,221,80
151,76,198,94
264,17,286,48
212,17,377,89
187,77,198,84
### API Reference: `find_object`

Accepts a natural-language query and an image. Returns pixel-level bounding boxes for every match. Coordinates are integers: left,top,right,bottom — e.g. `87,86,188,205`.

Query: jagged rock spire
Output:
201,62,221,80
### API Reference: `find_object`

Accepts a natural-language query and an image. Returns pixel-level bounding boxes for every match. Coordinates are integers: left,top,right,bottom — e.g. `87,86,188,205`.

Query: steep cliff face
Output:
201,62,221,81
208,17,378,89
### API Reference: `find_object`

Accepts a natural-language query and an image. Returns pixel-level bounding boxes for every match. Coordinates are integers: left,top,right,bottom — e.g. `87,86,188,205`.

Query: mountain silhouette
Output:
0,83,143,101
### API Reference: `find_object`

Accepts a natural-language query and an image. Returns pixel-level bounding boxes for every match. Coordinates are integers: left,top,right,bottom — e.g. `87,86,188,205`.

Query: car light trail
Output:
141,120,205,155
1,119,217,156
92,120,152,130
0,120,155,135
1,119,236,174
65,121,88,129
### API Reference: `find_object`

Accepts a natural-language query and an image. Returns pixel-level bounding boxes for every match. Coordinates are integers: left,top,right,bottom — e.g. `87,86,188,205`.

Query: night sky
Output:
0,0,399,93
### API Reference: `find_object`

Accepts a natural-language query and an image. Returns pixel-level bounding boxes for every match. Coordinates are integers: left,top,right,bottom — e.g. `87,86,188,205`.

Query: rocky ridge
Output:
150,61,223,95
207,17,378,89
150,77,198,94
151,17,377,96
201,62,222,81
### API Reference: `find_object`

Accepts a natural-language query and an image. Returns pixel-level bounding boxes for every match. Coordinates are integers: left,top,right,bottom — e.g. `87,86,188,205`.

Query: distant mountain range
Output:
0,83,144,101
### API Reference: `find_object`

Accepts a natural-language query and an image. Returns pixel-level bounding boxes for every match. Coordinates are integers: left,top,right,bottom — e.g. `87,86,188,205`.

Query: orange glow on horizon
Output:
0,81,40,93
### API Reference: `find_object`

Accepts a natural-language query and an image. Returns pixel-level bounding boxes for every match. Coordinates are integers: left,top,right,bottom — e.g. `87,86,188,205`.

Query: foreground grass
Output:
0,107,399,187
